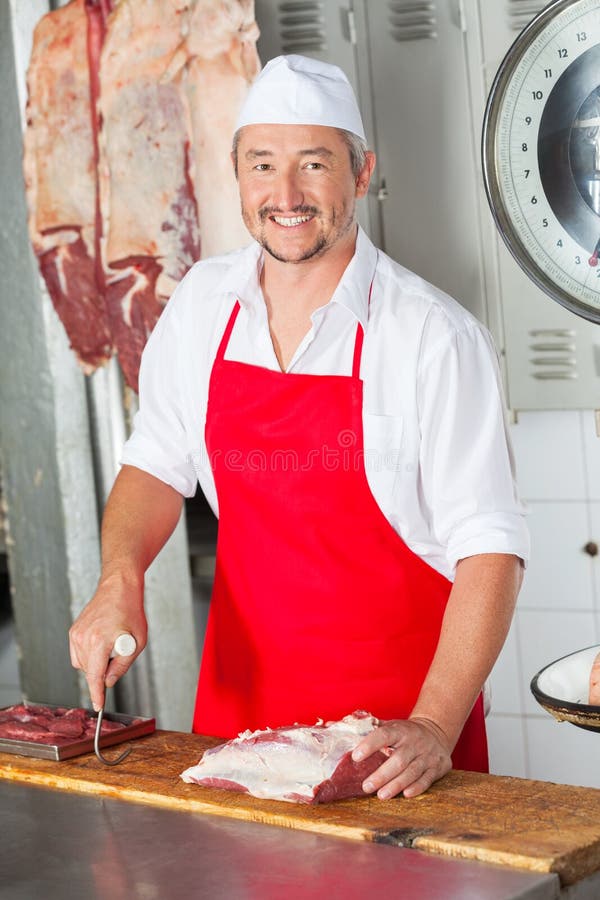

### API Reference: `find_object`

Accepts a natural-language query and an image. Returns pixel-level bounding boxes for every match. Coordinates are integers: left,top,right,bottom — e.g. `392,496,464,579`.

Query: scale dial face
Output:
483,0,600,323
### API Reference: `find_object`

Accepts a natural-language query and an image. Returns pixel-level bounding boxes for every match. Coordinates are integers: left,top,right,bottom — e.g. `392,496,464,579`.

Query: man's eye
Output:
254,163,271,171
305,162,323,170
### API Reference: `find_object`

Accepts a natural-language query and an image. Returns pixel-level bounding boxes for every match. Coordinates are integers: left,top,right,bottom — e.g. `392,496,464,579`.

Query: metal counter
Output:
0,781,564,900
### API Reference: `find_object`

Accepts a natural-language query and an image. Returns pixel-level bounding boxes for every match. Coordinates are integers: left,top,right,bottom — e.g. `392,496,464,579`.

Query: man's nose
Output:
272,171,304,210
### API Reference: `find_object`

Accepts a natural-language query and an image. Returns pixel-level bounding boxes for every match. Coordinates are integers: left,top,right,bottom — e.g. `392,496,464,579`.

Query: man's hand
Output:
69,571,147,711
351,717,452,799
69,465,184,711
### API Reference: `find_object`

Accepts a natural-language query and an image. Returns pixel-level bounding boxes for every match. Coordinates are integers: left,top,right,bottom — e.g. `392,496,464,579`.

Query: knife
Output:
94,633,137,766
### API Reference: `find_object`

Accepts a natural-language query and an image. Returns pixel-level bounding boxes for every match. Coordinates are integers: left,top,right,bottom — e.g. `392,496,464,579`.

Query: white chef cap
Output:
235,55,366,141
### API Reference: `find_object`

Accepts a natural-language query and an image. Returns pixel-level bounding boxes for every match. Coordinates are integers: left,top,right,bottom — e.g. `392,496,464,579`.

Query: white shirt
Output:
122,227,529,580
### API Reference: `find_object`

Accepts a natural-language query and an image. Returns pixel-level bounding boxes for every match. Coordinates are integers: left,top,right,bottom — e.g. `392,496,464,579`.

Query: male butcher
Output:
70,55,529,799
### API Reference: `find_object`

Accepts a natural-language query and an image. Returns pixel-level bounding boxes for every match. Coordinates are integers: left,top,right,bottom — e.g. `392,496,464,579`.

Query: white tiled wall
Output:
488,410,600,788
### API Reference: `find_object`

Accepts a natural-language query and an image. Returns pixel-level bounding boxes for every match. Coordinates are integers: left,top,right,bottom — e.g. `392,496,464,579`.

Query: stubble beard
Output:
241,201,355,264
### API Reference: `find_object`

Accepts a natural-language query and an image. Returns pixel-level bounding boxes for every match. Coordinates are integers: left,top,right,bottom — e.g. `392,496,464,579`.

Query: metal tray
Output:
0,702,156,760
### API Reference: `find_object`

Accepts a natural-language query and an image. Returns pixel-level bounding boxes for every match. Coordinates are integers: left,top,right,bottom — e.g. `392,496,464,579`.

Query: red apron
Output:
193,296,488,772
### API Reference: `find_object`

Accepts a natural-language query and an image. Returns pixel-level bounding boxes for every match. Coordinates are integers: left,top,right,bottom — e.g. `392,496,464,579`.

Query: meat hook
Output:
94,633,137,767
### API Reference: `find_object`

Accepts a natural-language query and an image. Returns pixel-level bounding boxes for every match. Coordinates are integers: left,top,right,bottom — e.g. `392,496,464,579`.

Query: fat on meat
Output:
180,711,390,804
23,0,112,371
180,0,259,258
98,0,257,388
98,0,201,390
24,0,259,392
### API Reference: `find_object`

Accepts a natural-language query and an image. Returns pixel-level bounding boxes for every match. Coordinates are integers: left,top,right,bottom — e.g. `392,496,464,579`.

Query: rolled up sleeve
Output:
417,320,530,572
120,286,198,498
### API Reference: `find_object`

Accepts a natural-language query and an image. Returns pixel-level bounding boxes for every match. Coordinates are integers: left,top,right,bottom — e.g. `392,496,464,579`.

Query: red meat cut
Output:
180,711,390,804
0,703,129,745
24,0,259,391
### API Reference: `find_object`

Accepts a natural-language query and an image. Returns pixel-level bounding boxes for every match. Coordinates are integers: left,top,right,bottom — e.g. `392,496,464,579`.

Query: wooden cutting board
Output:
1,729,600,887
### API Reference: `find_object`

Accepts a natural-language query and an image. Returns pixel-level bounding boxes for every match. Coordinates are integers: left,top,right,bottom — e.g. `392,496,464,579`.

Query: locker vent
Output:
528,328,578,381
277,1,327,53
507,1,547,32
388,1,437,42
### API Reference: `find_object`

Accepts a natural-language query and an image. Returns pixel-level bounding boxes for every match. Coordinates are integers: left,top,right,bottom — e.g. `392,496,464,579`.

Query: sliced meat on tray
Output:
181,710,390,804
0,704,129,745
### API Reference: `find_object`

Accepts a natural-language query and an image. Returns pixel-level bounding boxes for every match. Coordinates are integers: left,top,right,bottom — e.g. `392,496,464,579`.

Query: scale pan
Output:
530,644,600,732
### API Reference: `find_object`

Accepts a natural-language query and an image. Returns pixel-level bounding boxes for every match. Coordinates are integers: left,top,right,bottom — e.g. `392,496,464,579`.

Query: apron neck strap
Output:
216,301,241,363
352,274,375,379
352,324,364,378
218,275,374,377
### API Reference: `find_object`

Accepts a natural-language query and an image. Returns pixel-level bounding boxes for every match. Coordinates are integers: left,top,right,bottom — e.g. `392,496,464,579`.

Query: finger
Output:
377,763,438,800
361,748,418,795
352,722,406,762
104,653,136,689
84,645,112,712
69,638,81,671
399,766,440,799
68,624,83,670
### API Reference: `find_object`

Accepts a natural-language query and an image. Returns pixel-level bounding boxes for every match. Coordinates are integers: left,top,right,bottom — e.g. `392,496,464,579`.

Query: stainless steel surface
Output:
0,704,155,761
0,781,560,900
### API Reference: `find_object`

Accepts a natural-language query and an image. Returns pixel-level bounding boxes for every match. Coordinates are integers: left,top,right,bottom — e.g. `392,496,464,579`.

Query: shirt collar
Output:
215,241,264,310
214,226,378,327
328,226,378,329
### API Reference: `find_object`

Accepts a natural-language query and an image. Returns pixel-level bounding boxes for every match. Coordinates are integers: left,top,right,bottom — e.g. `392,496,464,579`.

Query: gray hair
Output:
336,129,368,178
231,127,368,178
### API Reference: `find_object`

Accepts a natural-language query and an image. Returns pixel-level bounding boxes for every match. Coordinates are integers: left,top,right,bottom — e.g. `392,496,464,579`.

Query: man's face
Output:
235,124,374,264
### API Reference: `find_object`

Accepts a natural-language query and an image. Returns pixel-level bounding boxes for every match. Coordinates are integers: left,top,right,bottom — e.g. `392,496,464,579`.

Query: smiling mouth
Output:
270,214,313,227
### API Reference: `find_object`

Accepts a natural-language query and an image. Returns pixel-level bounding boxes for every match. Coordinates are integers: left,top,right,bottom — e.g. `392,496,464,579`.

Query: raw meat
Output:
24,0,259,391
589,651,600,705
180,0,259,258
97,0,200,389
23,0,112,371
0,703,129,746
180,711,390,804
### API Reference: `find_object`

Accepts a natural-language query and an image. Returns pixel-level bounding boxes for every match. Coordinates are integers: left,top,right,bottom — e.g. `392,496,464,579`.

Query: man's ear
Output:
356,151,376,198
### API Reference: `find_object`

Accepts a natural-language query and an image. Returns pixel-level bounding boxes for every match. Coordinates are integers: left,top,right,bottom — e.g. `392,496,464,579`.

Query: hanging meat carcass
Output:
23,0,112,372
98,0,259,387
24,0,260,391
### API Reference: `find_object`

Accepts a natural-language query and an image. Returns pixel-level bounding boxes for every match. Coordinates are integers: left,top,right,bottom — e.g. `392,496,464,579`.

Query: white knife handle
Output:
110,633,137,659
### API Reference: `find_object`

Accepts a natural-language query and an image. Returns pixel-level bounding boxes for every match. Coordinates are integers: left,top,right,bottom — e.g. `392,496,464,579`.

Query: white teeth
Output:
272,215,312,227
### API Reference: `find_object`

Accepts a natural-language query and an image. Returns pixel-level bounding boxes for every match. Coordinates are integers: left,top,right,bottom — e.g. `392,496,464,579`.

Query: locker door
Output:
360,0,487,323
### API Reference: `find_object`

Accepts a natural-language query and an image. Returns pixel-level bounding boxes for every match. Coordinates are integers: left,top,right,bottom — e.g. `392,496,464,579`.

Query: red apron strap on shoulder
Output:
215,301,241,363
352,324,364,379
351,274,374,379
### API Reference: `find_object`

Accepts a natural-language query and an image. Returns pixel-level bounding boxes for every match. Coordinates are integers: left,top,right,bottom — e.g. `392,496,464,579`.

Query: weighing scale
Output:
484,0,600,722
483,0,600,324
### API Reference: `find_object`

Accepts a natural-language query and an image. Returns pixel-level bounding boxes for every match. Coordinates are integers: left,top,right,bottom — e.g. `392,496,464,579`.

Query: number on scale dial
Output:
483,0,600,323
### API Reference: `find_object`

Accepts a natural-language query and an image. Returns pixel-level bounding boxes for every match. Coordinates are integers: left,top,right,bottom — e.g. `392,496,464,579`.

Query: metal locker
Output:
254,0,377,238
357,0,489,325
